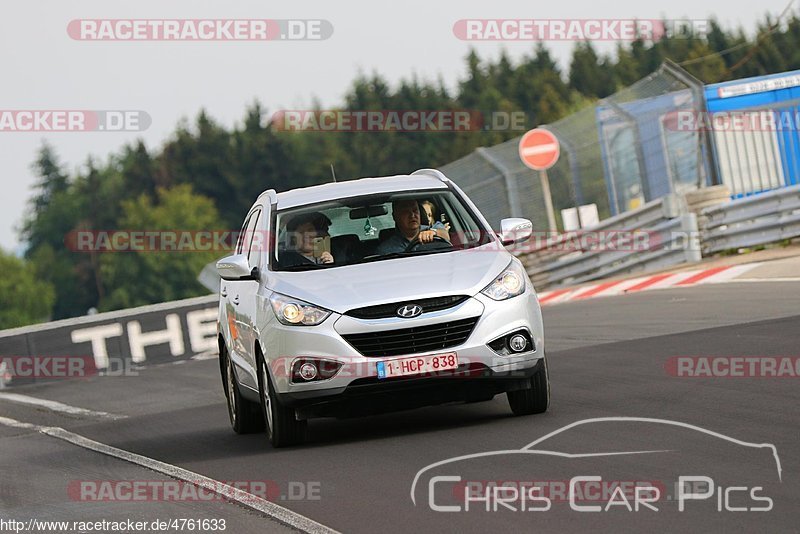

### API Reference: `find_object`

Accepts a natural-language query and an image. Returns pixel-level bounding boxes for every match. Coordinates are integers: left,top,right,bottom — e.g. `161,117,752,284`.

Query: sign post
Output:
519,128,560,232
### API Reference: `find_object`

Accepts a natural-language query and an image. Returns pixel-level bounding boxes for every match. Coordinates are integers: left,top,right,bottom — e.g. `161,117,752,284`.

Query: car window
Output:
247,209,263,268
271,189,493,271
239,208,261,267
235,212,253,255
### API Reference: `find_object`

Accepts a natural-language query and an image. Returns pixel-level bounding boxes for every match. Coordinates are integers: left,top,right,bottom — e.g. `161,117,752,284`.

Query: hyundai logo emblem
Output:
397,304,423,318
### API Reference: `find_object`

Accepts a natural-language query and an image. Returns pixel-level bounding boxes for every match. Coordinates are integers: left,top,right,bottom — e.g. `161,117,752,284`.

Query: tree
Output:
684,41,728,83
98,185,225,311
21,146,98,319
21,143,70,252
0,249,55,329
569,42,615,98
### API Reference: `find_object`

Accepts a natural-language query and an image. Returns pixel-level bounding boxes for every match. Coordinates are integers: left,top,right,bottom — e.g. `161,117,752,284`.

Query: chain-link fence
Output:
439,60,715,231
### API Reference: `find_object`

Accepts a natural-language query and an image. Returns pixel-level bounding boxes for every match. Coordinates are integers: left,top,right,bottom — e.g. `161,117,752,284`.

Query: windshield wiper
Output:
359,249,448,263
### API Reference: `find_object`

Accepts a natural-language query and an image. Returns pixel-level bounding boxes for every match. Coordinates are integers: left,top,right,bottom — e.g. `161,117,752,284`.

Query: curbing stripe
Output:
675,266,731,286
623,273,674,293
538,262,767,306
537,287,573,304
573,280,624,299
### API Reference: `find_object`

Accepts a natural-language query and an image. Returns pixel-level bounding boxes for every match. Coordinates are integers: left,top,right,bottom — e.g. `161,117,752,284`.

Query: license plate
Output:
376,352,458,379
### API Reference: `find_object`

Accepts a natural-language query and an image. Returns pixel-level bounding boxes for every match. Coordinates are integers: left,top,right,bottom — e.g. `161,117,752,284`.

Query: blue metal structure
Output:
597,68,800,214
706,70,800,196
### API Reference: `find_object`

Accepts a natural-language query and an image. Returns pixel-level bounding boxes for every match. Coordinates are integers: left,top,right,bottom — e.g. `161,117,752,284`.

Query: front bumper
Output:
291,358,546,419
259,289,545,409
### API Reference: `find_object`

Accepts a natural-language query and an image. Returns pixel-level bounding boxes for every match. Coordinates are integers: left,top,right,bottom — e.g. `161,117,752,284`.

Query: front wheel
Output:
507,357,550,416
257,353,307,447
222,345,264,434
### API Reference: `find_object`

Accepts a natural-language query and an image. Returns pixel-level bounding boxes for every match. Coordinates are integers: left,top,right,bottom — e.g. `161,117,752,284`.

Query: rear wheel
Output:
257,352,307,447
507,356,550,416
222,345,264,434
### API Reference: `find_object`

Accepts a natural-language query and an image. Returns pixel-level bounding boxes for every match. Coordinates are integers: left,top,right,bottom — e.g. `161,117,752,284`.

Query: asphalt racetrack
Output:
2,281,799,533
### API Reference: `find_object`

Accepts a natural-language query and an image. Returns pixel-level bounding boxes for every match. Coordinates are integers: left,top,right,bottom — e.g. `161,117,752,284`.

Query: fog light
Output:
488,329,534,356
291,359,343,383
509,334,528,352
298,362,318,381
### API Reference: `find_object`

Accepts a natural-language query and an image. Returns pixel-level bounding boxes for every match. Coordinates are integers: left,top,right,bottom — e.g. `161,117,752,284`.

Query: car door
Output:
228,206,263,388
221,210,251,360
224,208,259,384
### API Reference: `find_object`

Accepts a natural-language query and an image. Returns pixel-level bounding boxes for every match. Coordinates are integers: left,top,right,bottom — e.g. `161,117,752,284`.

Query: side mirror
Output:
216,254,259,281
499,218,533,246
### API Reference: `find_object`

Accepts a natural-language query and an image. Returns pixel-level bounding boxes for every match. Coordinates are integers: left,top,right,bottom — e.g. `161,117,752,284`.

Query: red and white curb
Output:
537,263,762,306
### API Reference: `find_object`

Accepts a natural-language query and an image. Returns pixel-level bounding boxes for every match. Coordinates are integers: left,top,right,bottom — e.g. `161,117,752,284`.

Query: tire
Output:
507,357,550,416
257,352,307,448
222,345,264,434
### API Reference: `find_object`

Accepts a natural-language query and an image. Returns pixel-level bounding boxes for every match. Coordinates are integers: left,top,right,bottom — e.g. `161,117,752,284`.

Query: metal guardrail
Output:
518,183,800,290
701,184,800,255
518,194,701,289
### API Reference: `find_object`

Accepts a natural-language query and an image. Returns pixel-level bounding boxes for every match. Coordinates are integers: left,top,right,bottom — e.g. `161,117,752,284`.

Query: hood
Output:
266,244,512,314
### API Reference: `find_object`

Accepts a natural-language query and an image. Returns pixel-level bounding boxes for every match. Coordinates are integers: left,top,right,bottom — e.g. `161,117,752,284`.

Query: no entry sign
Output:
519,128,560,170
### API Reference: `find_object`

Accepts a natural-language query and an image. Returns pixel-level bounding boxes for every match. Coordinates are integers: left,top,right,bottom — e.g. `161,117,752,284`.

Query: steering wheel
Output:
405,234,452,253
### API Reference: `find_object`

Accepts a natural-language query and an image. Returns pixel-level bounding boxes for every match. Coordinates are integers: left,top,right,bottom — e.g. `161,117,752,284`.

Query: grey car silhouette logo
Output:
397,304,423,318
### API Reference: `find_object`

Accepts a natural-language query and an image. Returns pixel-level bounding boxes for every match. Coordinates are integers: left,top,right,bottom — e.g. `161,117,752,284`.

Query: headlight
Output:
269,293,332,326
481,260,528,301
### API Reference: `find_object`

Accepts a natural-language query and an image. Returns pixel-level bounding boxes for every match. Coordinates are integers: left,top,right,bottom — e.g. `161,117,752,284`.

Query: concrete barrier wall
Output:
0,294,218,387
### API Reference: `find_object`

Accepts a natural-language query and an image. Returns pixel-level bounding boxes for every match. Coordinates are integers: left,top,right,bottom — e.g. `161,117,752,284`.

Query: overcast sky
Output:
0,0,790,252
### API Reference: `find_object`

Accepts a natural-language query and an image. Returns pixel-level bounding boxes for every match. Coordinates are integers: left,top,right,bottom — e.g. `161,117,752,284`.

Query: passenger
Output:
278,212,335,266
376,199,450,255
420,200,450,231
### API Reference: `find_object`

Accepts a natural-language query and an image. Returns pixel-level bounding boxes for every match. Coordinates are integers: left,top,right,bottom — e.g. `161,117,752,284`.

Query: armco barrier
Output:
0,294,218,388
518,194,701,289
701,184,800,255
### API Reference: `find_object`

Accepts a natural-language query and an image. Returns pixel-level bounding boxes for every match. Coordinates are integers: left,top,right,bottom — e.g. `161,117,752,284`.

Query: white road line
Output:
0,392,125,420
0,415,39,430
191,350,220,361
0,415,340,534
727,277,800,282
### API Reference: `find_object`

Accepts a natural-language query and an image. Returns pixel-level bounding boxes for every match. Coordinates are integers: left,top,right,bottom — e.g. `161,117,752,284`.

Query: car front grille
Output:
344,295,469,320
341,316,480,357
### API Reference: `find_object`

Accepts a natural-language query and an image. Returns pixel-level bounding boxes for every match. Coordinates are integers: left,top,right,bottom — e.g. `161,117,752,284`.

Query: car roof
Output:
272,174,448,210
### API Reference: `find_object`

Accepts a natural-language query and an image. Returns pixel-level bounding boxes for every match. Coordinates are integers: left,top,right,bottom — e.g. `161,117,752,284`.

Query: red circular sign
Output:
519,128,560,170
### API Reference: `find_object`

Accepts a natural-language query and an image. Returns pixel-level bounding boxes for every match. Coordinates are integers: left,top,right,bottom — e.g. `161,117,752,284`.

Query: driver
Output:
376,199,450,255
278,212,335,267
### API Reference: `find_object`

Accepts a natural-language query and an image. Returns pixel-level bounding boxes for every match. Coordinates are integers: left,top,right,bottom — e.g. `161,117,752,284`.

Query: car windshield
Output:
271,189,494,271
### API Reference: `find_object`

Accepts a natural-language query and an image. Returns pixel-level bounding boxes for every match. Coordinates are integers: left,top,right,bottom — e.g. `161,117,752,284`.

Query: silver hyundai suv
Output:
216,169,549,447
